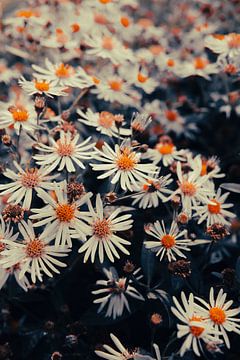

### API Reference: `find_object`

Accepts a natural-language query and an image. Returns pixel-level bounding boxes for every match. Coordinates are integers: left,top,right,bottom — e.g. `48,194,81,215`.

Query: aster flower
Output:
32,58,94,88
188,155,225,180
30,182,92,247
194,188,235,226
169,162,214,217
0,161,58,210
0,216,18,250
92,267,144,319
91,140,157,191
0,220,69,283
78,194,133,263
19,77,67,98
0,264,30,292
144,141,186,167
178,57,218,80
171,292,220,357
0,103,37,135
144,220,195,262
33,131,94,173
195,288,240,348
131,173,173,209
77,108,131,138
205,33,240,59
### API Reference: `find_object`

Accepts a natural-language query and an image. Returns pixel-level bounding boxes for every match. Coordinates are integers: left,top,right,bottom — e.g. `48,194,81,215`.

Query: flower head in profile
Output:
33,131,94,173
0,220,69,283
78,194,133,263
195,288,240,348
92,267,144,319
91,139,157,191
19,77,67,98
30,182,92,247
0,161,58,210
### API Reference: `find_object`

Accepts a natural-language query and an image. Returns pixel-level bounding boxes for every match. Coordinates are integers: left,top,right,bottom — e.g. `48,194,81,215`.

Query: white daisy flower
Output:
0,215,18,248
178,57,219,80
195,288,240,348
78,194,133,263
19,77,67,98
144,142,186,167
0,220,69,283
144,220,194,262
33,131,94,173
169,162,214,217
188,155,225,180
0,103,37,135
0,264,30,292
194,188,235,226
205,33,240,59
0,161,58,210
77,108,131,138
30,182,92,247
171,292,220,357
95,333,138,360
91,140,157,191
92,267,144,319
32,58,94,88
131,173,173,209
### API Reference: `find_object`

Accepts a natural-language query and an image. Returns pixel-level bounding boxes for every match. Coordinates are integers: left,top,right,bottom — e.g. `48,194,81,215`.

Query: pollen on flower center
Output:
208,199,221,214
102,36,114,50
108,80,122,91
116,149,137,171
180,182,197,196
26,239,45,258
161,234,176,249
21,168,40,188
56,141,74,156
16,9,38,18
35,80,50,92
156,143,174,155
55,63,73,78
93,218,111,239
10,107,29,122
55,203,75,222
98,111,114,128
190,316,204,337
137,72,148,83
165,110,178,121
194,57,208,70
209,307,226,324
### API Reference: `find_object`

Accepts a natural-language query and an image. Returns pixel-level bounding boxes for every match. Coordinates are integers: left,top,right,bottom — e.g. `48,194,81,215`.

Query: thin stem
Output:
68,87,90,113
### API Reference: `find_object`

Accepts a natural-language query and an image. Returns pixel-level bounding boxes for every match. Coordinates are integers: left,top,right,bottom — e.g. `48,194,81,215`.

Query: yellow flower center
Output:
56,141,74,156
55,203,75,222
116,149,137,171
180,182,197,196
34,80,50,92
10,107,29,122
156,143,174,155
26,239,44,258
93,219,111,239
98,111,114,128
209,307,226,324
189,316,204,337
55,63,73,78
161,234,176,249
208,199,221,214
108,80,122,91
21,168,40,188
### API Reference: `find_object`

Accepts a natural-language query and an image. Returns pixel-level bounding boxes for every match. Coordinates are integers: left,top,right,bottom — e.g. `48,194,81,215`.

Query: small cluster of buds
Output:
206,223,230,240
2,204,24,223
67,181,85,202
168,259,191,278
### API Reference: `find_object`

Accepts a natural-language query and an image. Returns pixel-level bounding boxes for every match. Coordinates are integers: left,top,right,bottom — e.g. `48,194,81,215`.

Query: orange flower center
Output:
180,182,197,196
71,23,80,33
102,36,114,50
99,0,112,3
209,307,226,324
55,203,75,222
137,72,148,83
10,107,29,122
190,316,204,337
108,80,122,91
93,218,111,239
92,76,101,85
200,161,207,176
26,239,44,258
161,234,176,249
149,45,163,55
208,199,221,214
55,63,73,78
121,16,130,27
156,143,174,155
224,64,237,74
56,141,74,156
228,33,240,48
16,9,38,18
0,241,6,252
98,111,114,128
194,57,208,70
21,168,39,188
165,110,178,121
213,34,225,40
94,13,108,25
167,59,175,67
116,149,137,171
35,80,50,92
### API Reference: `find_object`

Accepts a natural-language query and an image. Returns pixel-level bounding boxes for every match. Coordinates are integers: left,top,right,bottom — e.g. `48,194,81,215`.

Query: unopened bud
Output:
150,313,162,325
